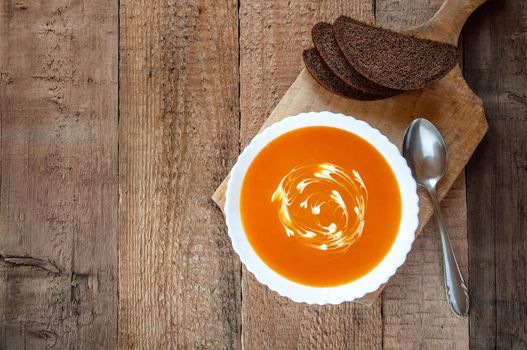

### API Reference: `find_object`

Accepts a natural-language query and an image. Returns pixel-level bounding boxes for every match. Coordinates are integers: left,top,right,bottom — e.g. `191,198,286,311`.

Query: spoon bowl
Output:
402,118,448,189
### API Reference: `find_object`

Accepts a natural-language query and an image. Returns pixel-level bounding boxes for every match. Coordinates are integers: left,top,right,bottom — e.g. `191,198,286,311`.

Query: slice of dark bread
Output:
333,16,458,91
312,22,400,97
303,48,385,100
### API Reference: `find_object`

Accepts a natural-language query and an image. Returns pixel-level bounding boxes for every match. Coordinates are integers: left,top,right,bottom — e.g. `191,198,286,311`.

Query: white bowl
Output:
225,111,419,304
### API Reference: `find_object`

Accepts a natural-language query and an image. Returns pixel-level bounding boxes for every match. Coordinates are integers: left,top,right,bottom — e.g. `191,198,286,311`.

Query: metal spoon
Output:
402,118,469,317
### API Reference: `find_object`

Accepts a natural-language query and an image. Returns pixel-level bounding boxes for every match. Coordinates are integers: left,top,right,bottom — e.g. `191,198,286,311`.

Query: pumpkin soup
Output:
240,126,401,287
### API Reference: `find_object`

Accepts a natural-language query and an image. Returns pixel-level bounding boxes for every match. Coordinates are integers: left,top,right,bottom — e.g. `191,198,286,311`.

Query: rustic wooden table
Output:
0,0,525,349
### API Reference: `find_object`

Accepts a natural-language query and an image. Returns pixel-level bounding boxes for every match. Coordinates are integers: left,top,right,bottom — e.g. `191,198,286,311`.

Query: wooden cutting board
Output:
213,0,487,305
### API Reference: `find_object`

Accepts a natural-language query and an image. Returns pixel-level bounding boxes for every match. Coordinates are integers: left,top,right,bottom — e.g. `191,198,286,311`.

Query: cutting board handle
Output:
414,0,487,45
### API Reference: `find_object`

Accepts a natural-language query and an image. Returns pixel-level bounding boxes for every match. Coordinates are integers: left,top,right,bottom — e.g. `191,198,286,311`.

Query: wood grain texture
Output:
118,0,241,348
0,0,118,348
238,1,384,349
238,0,374,146
382,175,469,349
4,0,523,348
464,1,527,348
376,1,469,348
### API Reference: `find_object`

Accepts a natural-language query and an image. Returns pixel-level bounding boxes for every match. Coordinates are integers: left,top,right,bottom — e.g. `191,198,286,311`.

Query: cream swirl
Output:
271,163,368,253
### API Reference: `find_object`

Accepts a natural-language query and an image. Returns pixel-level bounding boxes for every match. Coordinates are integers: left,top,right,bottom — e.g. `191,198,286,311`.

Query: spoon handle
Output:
427,186,470,317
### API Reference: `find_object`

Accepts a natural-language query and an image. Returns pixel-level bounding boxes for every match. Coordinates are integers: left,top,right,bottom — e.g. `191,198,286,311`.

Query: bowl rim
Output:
225,111,419,304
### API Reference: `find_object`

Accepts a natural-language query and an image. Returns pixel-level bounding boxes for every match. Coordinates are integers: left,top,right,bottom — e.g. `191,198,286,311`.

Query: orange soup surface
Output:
240,126,402,286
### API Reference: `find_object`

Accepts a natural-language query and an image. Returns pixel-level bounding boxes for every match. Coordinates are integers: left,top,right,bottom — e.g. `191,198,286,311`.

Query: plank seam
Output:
237,0,244,349
117,0,121,346
488,10,498,348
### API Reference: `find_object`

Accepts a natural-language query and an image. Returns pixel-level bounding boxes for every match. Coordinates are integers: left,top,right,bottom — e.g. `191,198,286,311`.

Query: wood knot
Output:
15,3,28,10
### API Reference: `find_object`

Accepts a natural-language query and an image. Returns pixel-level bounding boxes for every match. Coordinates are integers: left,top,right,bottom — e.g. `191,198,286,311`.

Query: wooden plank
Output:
118,0,241,348
382,175,469,349
238,1,384,348
238,0,374,146
0,0,118,348
375,1,469,348
464,0,527,348
376,0,442,30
